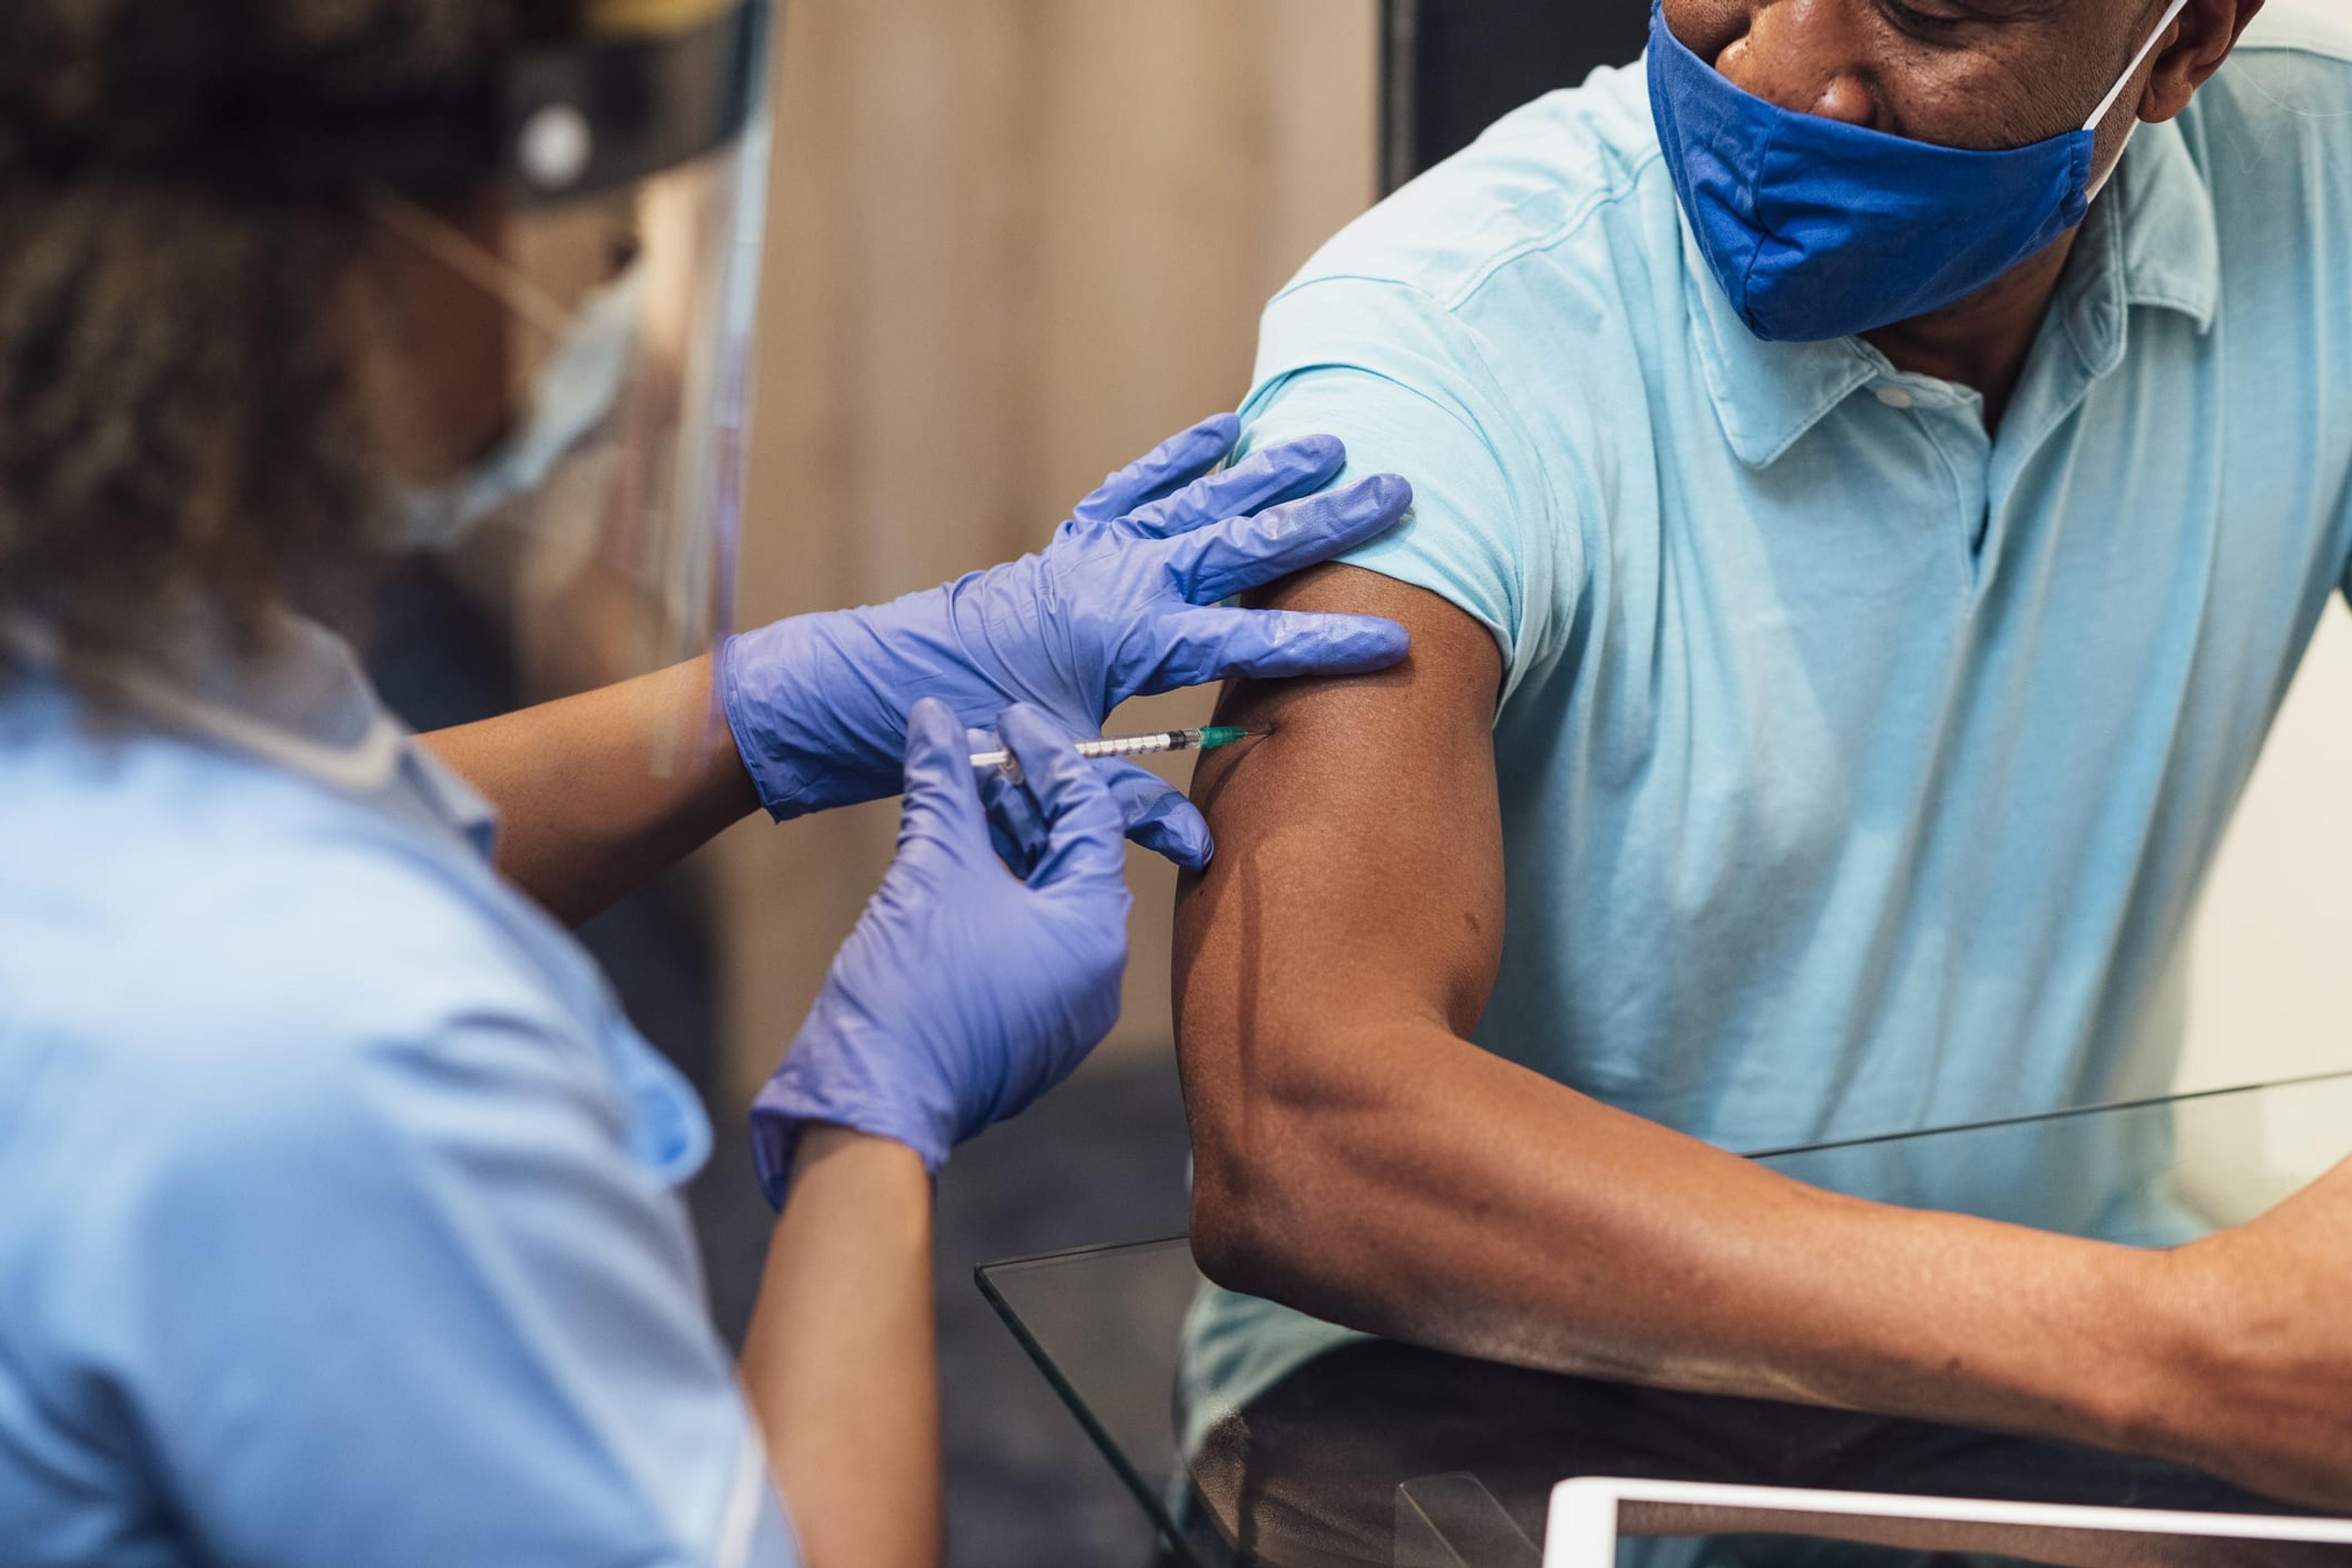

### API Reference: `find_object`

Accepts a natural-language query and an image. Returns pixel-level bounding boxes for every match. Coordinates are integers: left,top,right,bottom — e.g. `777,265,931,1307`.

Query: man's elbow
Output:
1187,1137,1290,1299
1181,1046,1365,1302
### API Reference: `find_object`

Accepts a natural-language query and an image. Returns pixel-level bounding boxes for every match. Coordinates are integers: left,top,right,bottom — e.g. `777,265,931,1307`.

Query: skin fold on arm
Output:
1172,564,2352,1510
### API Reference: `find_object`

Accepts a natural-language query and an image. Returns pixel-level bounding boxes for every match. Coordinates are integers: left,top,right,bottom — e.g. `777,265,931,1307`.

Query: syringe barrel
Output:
971,726,1215,775
1075,729,1201,761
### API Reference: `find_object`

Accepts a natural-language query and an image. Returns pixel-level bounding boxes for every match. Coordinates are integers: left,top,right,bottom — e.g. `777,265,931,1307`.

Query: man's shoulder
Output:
1237,66,1673,696
1277,58,1669,322
2233,0,2352,67
2188,0,2352,146
2180,0,2352,283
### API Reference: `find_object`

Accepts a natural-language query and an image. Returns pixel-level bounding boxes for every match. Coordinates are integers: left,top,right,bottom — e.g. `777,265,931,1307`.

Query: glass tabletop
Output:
977,1071,2352,1567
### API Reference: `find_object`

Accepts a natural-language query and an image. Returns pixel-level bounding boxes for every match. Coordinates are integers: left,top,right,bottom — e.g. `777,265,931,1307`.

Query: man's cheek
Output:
1660,0,1754,68
1894,45,2084,153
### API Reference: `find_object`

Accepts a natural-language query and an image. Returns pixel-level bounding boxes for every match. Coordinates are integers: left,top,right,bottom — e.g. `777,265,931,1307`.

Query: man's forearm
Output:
1186,1012,2183,1459
420,654,760,924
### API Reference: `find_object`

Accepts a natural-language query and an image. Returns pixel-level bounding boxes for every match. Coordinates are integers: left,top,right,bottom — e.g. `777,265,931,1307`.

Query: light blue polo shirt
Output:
0,620,797,1567
1182,2,2352,1438
1238,4,2352,1150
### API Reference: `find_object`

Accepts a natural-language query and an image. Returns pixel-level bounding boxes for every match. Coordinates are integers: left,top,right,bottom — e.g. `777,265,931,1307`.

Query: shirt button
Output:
1875,384,1915,409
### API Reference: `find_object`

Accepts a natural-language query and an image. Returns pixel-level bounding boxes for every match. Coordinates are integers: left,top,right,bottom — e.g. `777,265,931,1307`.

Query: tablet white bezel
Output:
1542,1476,2352,1567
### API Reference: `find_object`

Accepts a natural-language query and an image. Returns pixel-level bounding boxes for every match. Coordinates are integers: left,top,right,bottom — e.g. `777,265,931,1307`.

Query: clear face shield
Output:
367,0,771,704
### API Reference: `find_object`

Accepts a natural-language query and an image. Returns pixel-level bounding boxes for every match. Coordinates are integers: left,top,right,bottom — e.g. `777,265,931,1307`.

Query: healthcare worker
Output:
0,2,1414,1565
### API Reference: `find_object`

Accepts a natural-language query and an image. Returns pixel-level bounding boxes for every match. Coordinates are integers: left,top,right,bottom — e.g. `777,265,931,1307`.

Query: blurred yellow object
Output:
587,0,743,39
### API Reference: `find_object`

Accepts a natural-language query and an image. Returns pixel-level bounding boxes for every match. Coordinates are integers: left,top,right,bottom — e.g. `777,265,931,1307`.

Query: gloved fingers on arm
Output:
1067,412,1238,524
996,704,1133,893
1114,433,1346,540
1161,473,1414,605
1142,605,1411,692
1102,761,1213,870
896,698,994,863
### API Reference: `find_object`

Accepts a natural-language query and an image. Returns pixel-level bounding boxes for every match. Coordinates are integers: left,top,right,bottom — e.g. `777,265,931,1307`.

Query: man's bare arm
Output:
1174,564,2352,1509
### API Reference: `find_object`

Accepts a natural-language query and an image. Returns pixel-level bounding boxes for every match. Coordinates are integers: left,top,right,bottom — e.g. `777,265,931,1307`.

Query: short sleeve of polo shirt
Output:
1237,275,1578,705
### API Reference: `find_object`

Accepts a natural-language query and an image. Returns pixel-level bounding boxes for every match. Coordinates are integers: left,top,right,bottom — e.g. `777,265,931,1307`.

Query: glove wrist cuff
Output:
719,610,898,821
749,1099,949,1208
751,1017,958,1208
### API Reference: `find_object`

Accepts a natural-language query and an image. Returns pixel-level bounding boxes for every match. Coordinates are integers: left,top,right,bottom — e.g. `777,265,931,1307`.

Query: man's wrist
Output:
1831,1215,2216,1463
2071,1240,2220,1464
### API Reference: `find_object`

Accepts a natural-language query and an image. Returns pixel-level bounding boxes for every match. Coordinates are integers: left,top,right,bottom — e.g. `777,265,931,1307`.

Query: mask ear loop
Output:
2083,0,2194,134
361,184,576,342
2080,0,2193,200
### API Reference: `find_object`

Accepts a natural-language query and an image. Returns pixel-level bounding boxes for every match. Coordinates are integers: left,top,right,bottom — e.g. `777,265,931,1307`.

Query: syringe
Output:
969,726,1254,777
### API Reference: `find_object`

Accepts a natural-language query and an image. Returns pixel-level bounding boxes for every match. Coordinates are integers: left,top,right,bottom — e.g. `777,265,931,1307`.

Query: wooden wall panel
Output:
714,1,1381,1106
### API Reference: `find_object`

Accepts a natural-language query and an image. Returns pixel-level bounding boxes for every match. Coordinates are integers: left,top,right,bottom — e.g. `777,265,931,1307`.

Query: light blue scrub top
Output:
1186,4,2352,1431
0,618,799,1567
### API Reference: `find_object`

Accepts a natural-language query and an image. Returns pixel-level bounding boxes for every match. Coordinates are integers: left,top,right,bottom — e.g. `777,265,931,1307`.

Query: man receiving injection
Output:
1175,0,2352,1513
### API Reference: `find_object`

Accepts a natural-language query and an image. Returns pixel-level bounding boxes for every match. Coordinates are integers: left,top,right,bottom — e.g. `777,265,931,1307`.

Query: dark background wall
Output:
1382,0,1651,190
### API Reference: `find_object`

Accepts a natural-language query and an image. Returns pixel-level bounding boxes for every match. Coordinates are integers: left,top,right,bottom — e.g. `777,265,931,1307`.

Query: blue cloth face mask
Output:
1648,0,2188,342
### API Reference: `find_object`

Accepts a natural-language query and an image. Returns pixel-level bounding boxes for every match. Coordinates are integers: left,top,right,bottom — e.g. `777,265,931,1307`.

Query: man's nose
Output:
1716,0,1881,127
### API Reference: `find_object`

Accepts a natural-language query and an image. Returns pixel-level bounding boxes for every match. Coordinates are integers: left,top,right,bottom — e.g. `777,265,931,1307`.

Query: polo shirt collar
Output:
1686,118,2222,470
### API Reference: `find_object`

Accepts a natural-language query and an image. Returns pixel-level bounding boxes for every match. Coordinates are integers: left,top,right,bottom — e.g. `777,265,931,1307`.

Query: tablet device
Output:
1544,1477,2352,1567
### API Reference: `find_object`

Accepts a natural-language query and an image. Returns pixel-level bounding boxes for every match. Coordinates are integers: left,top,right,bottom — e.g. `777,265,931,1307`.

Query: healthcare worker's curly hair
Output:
0,0,551,696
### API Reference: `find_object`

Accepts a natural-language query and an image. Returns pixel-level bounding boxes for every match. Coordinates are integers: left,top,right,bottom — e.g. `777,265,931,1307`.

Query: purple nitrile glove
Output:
752,699,1134,1199
717,412,1413,870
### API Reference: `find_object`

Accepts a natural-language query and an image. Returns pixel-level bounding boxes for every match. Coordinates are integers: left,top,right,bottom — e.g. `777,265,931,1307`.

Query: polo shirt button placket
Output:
1882,380,1996,585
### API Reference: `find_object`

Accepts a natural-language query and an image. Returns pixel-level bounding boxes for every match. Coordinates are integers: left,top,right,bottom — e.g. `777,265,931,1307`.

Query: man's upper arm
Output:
1174,566,1506,1227
1177,272,1573,1270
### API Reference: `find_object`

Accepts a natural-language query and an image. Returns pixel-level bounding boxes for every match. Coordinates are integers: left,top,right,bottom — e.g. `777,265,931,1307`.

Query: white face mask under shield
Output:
357,108,771,695
393,257,645,553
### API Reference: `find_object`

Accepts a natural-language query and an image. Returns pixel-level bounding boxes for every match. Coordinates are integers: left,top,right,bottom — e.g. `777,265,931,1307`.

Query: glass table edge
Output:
973,1246,1204,1564
976,1230,1193,1280
973,1068,2352,1564
1736,1066,2352,1161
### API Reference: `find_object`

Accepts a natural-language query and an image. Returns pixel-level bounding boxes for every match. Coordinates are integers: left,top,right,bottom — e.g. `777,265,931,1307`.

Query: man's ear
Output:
2143,0,2267,121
